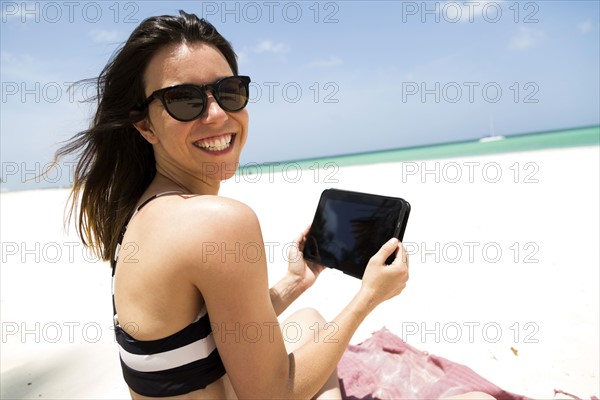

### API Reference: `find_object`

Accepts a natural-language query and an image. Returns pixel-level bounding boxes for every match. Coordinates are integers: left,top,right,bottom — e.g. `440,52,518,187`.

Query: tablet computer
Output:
303,189,411,279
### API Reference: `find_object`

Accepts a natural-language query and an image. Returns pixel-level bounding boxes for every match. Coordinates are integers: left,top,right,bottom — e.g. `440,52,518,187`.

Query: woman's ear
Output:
133,117,159,145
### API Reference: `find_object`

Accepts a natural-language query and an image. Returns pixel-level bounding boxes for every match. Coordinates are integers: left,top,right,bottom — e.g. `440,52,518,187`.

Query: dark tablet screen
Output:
303,189,410,279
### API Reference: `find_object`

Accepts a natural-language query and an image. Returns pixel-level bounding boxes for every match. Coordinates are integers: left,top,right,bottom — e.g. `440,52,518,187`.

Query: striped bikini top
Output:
111,192,226,397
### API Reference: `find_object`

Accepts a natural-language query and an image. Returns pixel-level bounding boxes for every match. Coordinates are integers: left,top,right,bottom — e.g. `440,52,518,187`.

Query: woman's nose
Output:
201,92,227,123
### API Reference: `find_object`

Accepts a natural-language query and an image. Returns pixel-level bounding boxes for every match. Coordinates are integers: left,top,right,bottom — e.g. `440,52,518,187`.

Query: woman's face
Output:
136,42,249,186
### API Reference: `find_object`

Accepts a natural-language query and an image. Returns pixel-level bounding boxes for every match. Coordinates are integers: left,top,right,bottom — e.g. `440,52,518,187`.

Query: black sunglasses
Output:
134,76,251,122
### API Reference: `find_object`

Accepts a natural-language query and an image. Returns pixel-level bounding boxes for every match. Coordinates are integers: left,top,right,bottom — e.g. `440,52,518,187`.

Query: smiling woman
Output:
128,41,249,186
51,9,491,400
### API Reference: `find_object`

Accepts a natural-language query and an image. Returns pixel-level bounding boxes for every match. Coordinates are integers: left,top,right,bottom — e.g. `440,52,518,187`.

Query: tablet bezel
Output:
303,189,410,279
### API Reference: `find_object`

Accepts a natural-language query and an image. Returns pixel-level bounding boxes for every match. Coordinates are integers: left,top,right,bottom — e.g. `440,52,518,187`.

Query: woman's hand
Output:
286,225,325,291
360,238,409,308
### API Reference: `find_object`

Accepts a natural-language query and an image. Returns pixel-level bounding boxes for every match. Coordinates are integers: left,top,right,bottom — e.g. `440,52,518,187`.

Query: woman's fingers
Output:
391,242,408,268
370,237,399,265
294,225,312,251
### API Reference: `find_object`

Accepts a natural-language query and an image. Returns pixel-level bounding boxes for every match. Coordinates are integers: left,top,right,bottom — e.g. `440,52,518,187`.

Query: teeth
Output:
195,134,232,152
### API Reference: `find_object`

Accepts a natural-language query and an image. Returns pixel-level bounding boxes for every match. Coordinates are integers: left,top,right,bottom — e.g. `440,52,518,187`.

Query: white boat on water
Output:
479,116,505,142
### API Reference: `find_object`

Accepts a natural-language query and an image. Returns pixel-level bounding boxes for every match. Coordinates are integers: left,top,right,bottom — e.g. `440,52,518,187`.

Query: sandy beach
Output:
1,143,598,399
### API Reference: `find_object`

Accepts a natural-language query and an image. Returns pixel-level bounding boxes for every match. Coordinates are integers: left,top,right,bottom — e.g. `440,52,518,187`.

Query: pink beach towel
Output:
337,328,528,400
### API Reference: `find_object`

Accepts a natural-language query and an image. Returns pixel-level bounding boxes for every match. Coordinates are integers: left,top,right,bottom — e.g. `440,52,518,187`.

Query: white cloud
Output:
307,56,343,68
89,29,120,44
578,19,593,34
252,40,289,55
438,0,504,23
508,27,544,51
238,40,290,64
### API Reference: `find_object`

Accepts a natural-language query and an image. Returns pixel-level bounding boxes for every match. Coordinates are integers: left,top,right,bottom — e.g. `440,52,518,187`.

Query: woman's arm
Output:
178,196,407,399
283,237,408,396
270,226,324,316
269,273,305,316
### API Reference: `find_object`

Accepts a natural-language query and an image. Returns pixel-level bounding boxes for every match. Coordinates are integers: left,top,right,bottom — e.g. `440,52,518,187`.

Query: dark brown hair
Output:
55,11,239,262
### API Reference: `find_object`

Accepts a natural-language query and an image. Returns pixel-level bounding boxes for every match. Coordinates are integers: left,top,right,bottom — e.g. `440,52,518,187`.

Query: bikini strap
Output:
112,191,185,275
136,190,186,212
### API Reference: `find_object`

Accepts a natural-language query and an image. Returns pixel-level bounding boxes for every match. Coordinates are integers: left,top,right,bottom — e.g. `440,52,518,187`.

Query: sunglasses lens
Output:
158,77,250,121
217,77,249,112
163,86,205,121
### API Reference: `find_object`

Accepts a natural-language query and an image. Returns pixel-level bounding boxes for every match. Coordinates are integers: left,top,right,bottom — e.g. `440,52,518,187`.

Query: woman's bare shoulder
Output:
176,194,260,235
129,194,263,271
133,194,258,234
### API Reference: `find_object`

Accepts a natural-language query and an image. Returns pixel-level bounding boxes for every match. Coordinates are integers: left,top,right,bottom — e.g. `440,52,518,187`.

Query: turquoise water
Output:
237,125,600,174
1,126,598,192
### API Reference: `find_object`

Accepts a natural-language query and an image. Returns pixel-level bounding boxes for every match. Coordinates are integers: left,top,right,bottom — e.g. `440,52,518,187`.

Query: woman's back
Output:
113,191,252,398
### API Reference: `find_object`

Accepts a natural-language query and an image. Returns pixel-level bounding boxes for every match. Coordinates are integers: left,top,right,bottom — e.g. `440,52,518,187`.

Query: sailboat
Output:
479,116,505,142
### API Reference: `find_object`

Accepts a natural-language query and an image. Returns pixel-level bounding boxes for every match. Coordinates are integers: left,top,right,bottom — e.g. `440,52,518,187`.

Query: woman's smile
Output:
192,133,236,154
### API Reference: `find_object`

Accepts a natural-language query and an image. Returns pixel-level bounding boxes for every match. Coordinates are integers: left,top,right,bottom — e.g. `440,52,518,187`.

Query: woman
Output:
57,10,491,400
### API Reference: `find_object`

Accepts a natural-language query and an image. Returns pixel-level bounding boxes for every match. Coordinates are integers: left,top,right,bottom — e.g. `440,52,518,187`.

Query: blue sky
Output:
1,1,599,190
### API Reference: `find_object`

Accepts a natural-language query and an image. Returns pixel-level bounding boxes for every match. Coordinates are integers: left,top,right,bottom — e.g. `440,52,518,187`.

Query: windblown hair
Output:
55,11,239,263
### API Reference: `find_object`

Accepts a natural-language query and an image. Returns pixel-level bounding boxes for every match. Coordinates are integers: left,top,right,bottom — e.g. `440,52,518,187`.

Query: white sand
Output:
1,145,598,399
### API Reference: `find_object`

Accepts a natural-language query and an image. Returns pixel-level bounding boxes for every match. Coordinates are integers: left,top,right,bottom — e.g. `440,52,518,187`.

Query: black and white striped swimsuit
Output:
111,192,226,397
